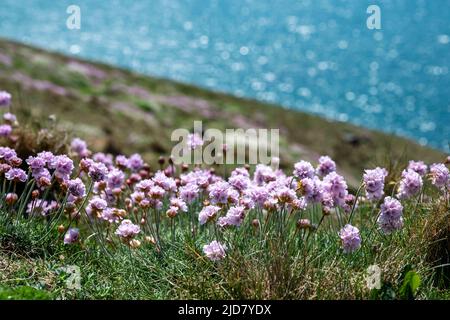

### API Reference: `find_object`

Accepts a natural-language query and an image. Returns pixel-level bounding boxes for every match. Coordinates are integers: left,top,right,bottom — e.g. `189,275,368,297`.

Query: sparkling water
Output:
0,0,448,151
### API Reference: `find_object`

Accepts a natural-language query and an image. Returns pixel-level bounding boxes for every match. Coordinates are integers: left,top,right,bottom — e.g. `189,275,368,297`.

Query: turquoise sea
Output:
0,0,448,151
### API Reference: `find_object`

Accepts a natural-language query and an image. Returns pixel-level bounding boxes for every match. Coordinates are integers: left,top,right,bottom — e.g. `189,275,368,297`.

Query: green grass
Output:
0,184,448,300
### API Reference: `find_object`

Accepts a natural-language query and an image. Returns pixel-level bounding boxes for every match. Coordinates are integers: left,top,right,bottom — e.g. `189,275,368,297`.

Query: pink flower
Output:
0,91,11,107
71,138,89,158
64,228,80,244
203,240,227,261
293,161,315,180
339,224,361,253
316,156,336,177
115,219,140,239
378,196,404,234
187,133,204,150
430,163,449,188
407,160,427,176
397,169,423,199
0,124,12,137
323,172,348,207
198,205,221,225
363,167,388,201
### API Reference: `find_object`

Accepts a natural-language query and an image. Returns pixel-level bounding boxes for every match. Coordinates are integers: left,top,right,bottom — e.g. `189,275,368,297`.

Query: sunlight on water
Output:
0,0,448,151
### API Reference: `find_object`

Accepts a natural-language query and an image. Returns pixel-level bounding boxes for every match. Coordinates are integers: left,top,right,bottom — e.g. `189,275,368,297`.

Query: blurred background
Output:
0,0,448,151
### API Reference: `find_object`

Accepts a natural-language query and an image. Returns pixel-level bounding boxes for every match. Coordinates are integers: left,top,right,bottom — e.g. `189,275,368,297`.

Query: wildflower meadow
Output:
0,90,449,300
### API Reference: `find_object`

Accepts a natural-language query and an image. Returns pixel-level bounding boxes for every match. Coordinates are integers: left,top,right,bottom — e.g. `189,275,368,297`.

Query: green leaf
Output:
399,270,421,300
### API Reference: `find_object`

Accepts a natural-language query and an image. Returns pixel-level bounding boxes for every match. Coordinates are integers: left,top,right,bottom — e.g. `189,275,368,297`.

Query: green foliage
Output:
399,268,421,300
0,286,53,300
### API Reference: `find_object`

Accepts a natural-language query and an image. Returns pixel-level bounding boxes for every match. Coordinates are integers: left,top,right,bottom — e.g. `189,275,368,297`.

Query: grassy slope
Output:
0,38,446,188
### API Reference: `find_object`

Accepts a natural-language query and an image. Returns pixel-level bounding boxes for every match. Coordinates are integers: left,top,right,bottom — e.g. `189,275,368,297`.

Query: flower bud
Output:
5,193,18,205
31,189,40,199
145,236,156,245
57,225,66,234
252,219,260,228
296,218,311,230
129,239,141,249
10,157,22,167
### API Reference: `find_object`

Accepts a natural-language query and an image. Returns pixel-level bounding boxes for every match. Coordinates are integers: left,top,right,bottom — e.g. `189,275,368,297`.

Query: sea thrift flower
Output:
429,163,449,188
68,178,86,198
339,224,361,253
86,197,107,217
107,168,125,189
203,240,227,261
407,160,428,176
276,186,297,203
254,164,276,185
299,176,323,204
208,181,231,205
0,124,12,137
226,188,240,205
198,205,221,225
0,91,11,107
397,169,423,199
3,112,17,123
187,133,204,150
179,183,199,203
342,194,358,214
135,179,154,193
316,156,336,177
228,174,250,192
0,146,17,162
5,168,27,182
36,151,55,166
33,168,52,188
293,161,315,180
115,219,140,239
363,167,388,201
148,185,166,199
128,153,144,172
222,206,246,227
377,213,404,235
71,138,89,157
378,196,403,234
93,153,114,168
26,156,46,171
51,155,74,181
153,171,176,192
323,172,348,207
231,167,250,177
247,186,270,207
380,196,403,220
88,161,108,182
64,228,80,244
115,155,129,168
101,208,121,223
170,198,188,212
